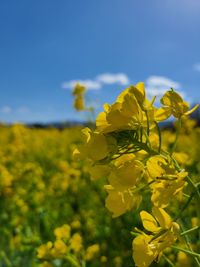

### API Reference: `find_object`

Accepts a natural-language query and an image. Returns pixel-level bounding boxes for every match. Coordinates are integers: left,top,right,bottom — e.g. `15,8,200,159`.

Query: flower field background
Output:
0,118,199,266
0,85,200,267
0,125,136,267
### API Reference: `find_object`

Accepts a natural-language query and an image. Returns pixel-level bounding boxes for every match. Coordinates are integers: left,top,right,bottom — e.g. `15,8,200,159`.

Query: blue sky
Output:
0,0,200,123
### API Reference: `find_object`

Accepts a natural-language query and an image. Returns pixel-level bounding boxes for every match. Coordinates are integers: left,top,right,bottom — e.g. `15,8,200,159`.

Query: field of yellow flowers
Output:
0,124,137,267
0,83,200,267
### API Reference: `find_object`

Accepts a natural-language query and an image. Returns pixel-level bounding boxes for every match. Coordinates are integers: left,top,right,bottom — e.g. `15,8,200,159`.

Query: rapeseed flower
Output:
54,224,71,240
160,90,199,119
146,155,187,207
85,244,100,261
132,207,180,267
104,185,142,217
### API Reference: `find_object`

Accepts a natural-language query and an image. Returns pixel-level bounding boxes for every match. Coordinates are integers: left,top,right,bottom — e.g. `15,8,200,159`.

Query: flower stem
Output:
162,254,176,267
65,255,82,267
174,192,194,221
154,121,162,153
181,226,200,236
170,119,181,155
172,246,200,258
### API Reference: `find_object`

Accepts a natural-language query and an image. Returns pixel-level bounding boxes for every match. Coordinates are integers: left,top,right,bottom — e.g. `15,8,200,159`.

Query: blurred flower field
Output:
0,124,136,266
0,119,199,267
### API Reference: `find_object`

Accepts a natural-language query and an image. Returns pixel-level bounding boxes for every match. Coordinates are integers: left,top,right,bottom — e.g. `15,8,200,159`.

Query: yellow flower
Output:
104,185,142,217
0,165,13,188
172,152,189,165
146,155,187,207
69,233,82,252
87,164,110,181
100,256,107,263
85,244,100,261
75,127,117,163
132,207,180,267
116,83,145,108
37,241,53,259
113,256,123,267
72,83,86,96
96,86,144,133
177,251,191,267
71,220,81,229
133,234,156,267
191,217,198,227
50,239,68,258
77,128,110,162
160,90,199,119
54,224,71,240
72,83,86,111
108,158,144,191
74,96,85,111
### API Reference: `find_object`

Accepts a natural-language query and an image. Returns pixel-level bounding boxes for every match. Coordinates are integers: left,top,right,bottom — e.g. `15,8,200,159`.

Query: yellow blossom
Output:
104,185,142,217
108,158,144,191
69,233,82,252
37,241,53,259
177,251,191,267
54,224,71,240
85,244,100,261
132,208,180,267
50,239,68,258
72,83,86,96
76,128,110,162
96,87,144,133
146,155,187,207
160,90,199,119
74,96,85,111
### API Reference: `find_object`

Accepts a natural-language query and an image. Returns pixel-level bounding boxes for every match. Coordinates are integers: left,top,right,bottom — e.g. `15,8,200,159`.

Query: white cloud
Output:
62,79,101,90
145,75,185,98
147,76,180,90
0,106,12,114
193,63,200,72
62,73,188,101
62,73,129,90
96,73,130,86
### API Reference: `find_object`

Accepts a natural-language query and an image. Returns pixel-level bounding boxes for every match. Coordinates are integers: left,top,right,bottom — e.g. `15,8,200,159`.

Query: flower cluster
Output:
72,83,86,111
75,82,199,266
37,223,103,267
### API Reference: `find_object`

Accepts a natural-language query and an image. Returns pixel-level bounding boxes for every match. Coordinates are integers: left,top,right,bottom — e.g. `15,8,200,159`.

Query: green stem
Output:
0,251,12,267
172,156,200,221
170,118,181,155
178,222,200,266
111,140,158,161
130,231,139,237
186,175,200,224
174,192,194,221
172,246,200,259
65,255,82,267
132,180,155,193
140,127,143,142
186,176,200,200
181,226,200,236
145,110,150,137
162,254,176,267
154,121,162,153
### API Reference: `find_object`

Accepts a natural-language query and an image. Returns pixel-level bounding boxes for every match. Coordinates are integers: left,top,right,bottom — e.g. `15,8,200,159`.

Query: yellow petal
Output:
88,164,110,180
132,235,156,267
146,156,166,178
154,107,171,122
140,211,160,232
152,207,172,229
